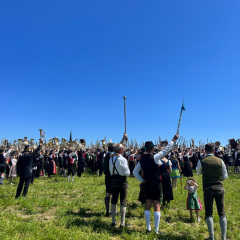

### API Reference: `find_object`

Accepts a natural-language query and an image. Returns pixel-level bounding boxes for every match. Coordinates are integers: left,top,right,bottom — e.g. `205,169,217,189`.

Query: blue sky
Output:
0,0,240,147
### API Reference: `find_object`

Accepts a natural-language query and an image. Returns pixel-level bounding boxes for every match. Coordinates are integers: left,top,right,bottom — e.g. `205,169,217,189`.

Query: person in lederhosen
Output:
109,140,130,228
133,134,178,234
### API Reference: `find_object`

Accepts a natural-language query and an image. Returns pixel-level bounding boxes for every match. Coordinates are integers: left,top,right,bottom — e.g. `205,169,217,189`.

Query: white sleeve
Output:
133,162,144,182
196,160,202,175
3,149,11,158
154,141,175,164
119,158,130,177
222,160,228,180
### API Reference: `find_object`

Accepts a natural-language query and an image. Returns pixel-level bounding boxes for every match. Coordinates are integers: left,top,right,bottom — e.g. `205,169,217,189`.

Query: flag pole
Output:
177,99,185,191
177,99,185,134
123,96,127,134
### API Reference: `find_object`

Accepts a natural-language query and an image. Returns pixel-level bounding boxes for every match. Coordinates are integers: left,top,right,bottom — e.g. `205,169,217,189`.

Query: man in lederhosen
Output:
109,134,129,227
196,143,228,240
133,133,178,234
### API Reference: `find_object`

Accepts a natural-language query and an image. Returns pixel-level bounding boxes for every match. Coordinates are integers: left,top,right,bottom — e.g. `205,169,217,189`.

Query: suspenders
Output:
112,156,119,175
111,156,126,182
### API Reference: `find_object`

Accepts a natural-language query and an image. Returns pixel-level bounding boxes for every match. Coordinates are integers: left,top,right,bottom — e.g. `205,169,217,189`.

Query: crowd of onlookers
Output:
1,142,239,186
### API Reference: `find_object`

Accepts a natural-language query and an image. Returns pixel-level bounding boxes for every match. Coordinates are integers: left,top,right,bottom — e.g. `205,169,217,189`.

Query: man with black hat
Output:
15,140,43,198
196,143,228,240
133,133,179,234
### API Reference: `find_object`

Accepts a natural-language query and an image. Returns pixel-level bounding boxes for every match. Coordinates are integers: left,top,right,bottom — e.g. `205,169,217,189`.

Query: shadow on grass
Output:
64,207,198,239
154,232,197,240
65,207,142,236
65,208,102,218
65,215,139,235
128,202,138,210
66,216,198,239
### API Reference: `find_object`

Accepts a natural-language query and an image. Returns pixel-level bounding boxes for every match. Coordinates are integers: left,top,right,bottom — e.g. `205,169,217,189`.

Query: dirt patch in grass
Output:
5,206,57,221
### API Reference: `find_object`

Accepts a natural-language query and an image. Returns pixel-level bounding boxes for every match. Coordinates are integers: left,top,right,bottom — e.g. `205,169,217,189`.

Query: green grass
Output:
0,168,239,240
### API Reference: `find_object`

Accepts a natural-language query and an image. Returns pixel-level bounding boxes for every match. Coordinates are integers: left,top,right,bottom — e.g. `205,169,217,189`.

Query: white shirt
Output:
133,141,175,182
196,154,228,180
109,154,130,177
3,149,12,158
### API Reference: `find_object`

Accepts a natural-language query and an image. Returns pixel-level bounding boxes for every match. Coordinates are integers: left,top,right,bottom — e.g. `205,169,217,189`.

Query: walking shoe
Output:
110,222,116,227
105,212,111,217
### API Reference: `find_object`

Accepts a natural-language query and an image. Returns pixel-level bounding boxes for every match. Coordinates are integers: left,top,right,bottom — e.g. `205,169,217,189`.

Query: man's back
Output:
201,155,223,188
17,153,33,178
140,153,160,182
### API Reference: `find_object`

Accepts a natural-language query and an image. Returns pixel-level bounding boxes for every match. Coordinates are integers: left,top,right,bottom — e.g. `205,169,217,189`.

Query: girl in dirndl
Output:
184,177,202,222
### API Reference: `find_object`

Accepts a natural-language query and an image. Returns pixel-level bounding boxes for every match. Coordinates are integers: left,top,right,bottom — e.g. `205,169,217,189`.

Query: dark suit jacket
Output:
17,145,41,178
0,154,6,172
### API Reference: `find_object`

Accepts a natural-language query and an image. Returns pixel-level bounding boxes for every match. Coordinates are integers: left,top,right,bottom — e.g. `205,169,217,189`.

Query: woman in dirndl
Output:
169,153,181,189
9,153,18,185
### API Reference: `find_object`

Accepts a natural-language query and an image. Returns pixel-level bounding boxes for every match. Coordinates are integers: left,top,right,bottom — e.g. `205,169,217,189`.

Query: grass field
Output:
0,169,239,240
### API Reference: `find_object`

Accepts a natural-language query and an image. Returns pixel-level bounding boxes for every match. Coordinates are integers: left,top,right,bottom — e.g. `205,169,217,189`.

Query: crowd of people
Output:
1,134,239,240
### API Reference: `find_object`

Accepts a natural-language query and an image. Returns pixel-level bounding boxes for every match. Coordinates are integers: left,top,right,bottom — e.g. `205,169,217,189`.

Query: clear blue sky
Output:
1,0,240,147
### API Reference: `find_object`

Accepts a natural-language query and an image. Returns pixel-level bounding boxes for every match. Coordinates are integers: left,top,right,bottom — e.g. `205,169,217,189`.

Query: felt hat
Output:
145,141,155,149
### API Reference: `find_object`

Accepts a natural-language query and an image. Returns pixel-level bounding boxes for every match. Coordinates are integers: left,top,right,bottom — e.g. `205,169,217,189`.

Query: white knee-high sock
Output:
0,176,3,184
144,210,151,231
154,211,161,234
120,206,126,226
206,216,214,240
220,216,227,240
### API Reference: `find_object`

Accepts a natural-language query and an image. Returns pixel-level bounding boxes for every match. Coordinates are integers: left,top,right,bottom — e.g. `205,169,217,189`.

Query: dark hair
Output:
205,143,214,153
108,146,114,152
146,147,153,153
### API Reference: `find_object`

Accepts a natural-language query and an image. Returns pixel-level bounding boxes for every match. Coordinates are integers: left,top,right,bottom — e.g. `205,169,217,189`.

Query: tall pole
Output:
123,96,127,134
177,99,185,134
39,129,43,140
